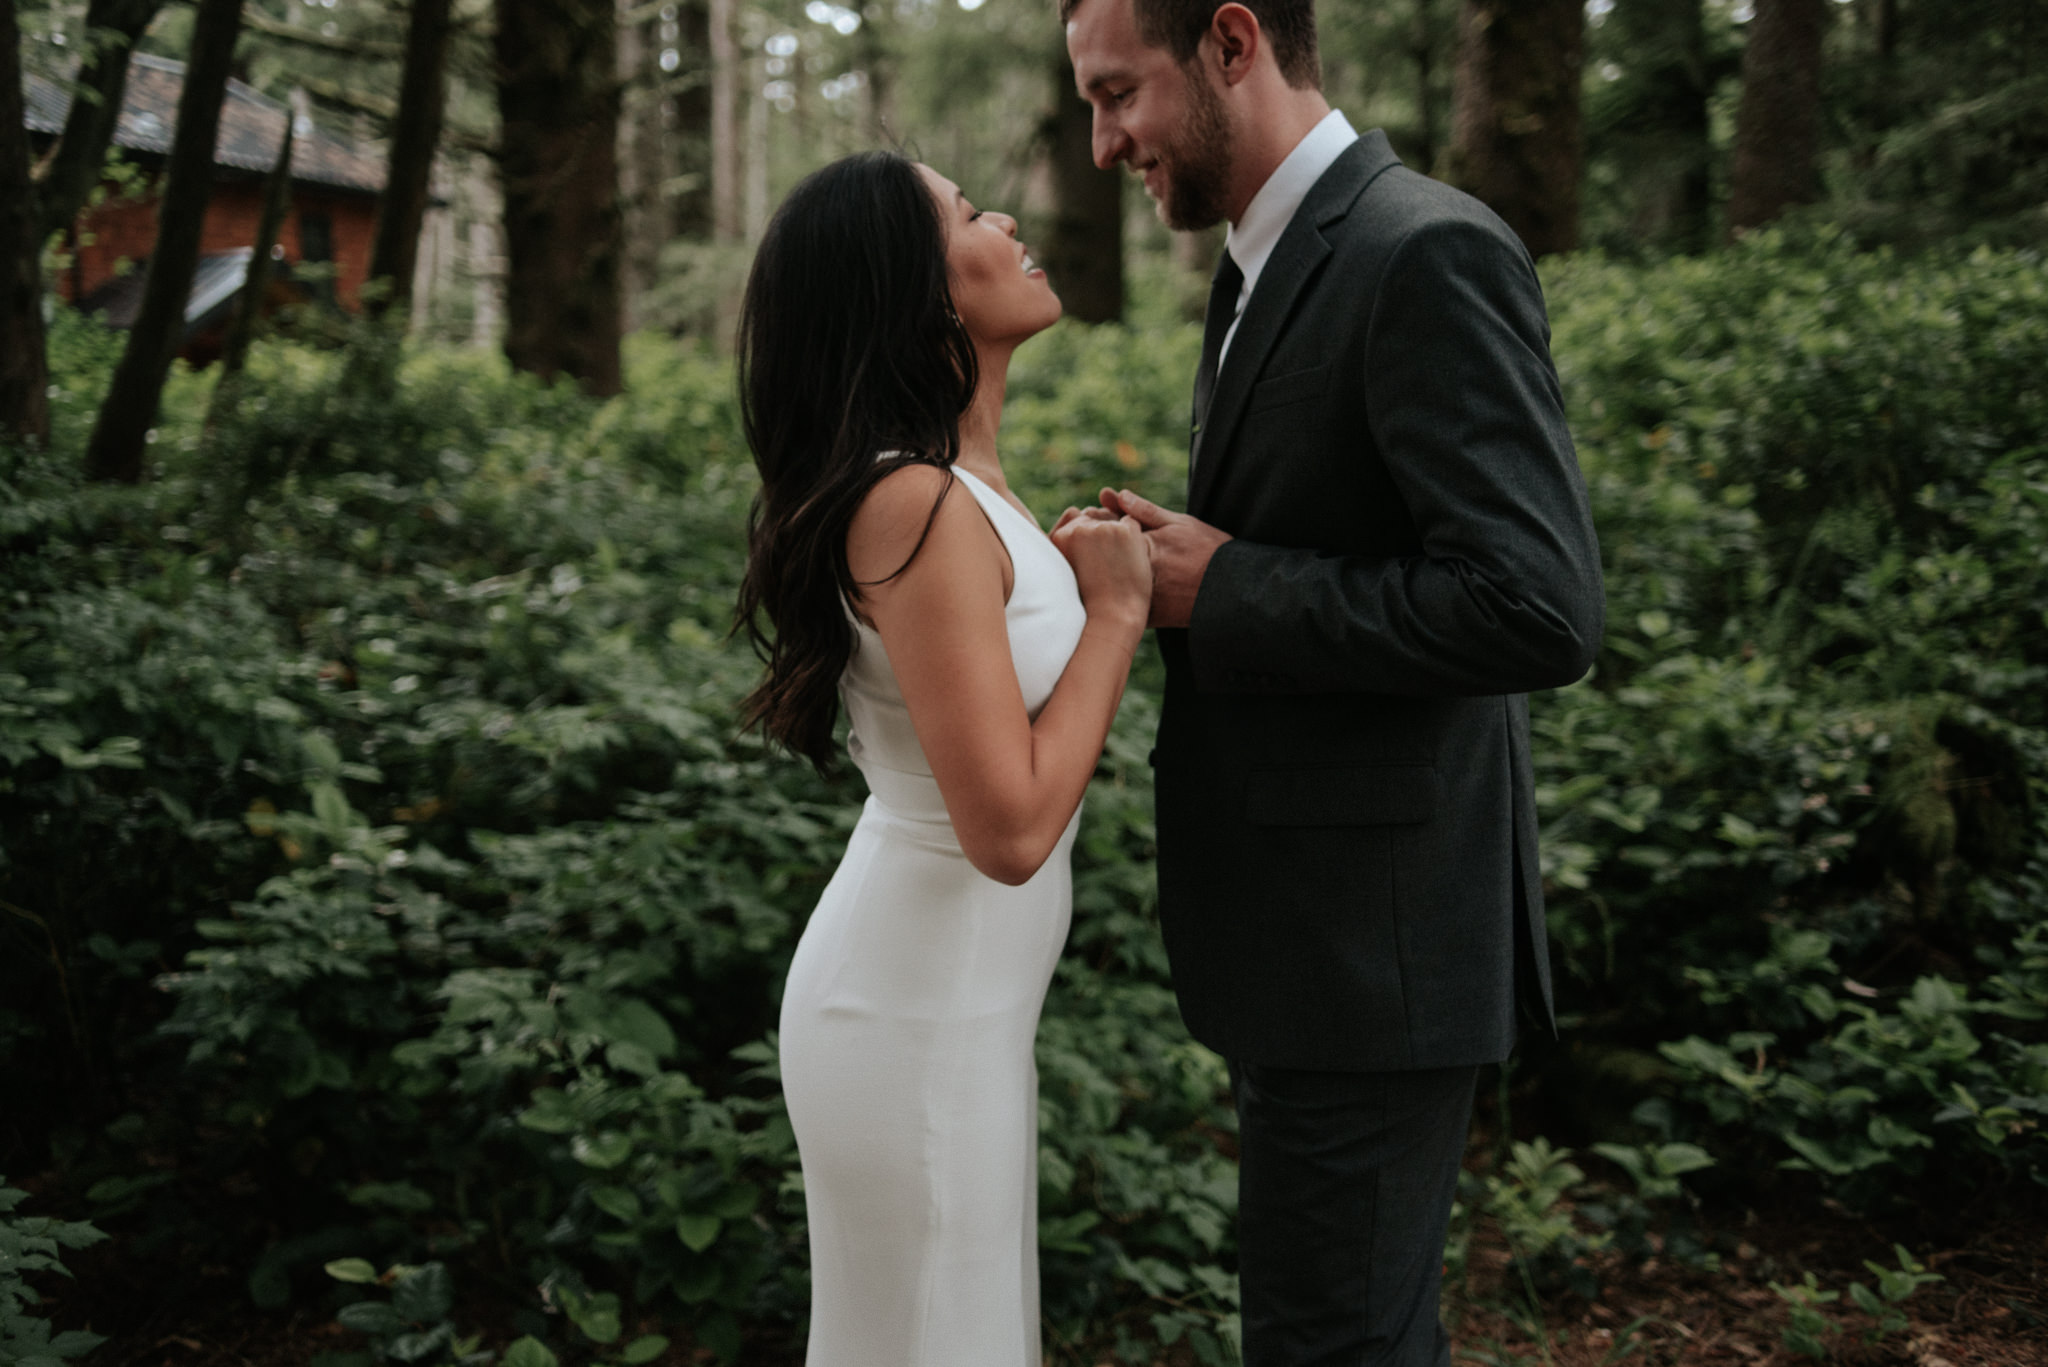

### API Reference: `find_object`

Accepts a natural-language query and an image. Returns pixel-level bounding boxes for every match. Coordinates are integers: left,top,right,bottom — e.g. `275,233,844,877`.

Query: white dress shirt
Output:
1219,109,1359,365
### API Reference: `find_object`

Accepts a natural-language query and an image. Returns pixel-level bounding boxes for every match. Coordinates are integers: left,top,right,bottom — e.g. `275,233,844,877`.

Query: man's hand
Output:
1099,487,1232,629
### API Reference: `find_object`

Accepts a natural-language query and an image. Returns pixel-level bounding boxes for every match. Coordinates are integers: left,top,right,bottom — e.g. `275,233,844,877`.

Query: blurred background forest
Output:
3,0,2047,1364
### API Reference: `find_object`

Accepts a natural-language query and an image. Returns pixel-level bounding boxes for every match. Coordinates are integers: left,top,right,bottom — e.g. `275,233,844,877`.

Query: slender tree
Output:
708,0,738,243
1042,51,1122,324
1726,0,1830,233
206,113,292,434
1445,0,1587,256
669,0,714,239
617,0,662,323
2,0,50,446
365,0,455,320
1409,0,1445,174
33,0,166,246
495,0,624,393
83,0,245,483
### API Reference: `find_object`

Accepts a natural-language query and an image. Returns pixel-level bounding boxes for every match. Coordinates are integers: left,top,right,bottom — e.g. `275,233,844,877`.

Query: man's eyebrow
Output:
1079,69,1129,96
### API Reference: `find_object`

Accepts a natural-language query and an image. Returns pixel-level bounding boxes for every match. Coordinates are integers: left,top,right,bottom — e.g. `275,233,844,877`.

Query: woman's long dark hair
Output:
733,150,981,769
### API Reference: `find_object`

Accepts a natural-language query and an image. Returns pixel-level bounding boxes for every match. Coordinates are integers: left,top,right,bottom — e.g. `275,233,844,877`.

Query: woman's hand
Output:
1049,511,1152,632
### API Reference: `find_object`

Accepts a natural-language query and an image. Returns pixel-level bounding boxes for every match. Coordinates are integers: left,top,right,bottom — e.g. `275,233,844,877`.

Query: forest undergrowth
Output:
4,231,2047,1365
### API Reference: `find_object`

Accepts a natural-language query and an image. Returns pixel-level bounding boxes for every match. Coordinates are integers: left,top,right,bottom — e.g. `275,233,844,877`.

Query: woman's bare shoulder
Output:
846,461,984,587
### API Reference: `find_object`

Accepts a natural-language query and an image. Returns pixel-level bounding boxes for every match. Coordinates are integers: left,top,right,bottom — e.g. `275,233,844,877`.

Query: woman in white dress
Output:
733,152,1153,1365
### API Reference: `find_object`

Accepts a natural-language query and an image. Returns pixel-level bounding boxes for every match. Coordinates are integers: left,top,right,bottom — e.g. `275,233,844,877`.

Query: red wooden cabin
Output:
25,53,386,357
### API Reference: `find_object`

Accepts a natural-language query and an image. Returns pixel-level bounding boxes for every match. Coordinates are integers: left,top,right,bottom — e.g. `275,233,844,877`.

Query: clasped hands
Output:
1050,488,1233,630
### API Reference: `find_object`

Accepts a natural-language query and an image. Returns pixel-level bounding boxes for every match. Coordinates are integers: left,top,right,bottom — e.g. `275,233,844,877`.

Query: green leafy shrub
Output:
1769,1244,1943,1359
9,237,2048,1360
1530,233,2048,1207
0,1179,106,1366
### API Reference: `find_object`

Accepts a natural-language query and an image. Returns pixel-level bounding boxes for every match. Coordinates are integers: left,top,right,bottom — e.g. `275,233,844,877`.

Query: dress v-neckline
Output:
953,465,1041,535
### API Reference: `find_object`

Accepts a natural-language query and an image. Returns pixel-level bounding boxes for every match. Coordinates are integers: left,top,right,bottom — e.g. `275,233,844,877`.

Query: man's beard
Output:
1153,66,1233,231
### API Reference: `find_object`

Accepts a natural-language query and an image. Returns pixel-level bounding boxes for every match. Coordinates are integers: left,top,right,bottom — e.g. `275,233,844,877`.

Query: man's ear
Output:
1208,2,1261,86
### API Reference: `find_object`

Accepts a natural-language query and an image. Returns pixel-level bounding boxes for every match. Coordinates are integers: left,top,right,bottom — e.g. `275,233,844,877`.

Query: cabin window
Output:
298,211,335,302
299,211,333,262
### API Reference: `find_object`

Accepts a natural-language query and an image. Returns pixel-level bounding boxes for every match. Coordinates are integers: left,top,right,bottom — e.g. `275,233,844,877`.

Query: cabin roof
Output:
25,53,385,196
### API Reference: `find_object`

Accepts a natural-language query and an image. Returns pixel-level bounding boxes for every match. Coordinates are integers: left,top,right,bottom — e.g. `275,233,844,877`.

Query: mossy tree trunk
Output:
82,0,244,483
1610,0,1714,252
1446,0,1587,257
1726,0,1830,234
1042,50,1122,325
1,0,50,446
366,0,455,321
206,114,292,436
495,0,625,395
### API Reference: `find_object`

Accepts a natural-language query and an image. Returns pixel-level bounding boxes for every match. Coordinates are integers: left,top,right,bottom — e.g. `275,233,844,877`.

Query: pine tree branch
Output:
243,8,407,60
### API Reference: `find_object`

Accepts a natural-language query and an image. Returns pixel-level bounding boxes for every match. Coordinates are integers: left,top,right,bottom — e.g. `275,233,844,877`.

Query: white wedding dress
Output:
778,465,1088,1367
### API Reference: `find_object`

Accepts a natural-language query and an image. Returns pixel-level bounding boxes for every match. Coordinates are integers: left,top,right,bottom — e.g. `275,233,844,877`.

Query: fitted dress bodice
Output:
838,464,1087,834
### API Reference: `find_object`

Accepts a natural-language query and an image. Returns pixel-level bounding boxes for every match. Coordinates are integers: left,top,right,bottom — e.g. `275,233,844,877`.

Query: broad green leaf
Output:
572,1132,635,1169
590,1185,643,1222
603,1000,678,1060
501,1336,560,1367
621,1335,670,1365
390,1262,453,1322
675,1214,721,1252
338,1301,408,1336
324,1258,380,1285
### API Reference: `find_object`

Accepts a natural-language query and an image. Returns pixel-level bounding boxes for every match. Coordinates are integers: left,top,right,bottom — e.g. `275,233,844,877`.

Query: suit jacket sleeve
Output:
1185,215,1604,697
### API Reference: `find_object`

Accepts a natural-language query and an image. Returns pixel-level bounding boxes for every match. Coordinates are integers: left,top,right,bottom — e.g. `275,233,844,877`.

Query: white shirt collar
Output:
1224,108,1359,316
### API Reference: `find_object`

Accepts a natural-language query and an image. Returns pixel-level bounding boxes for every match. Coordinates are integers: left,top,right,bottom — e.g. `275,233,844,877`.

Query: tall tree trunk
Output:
2,0,50,447
1446,0,1586,256
670,0,713,239
708,0,738,242
742,47,767,241
495,0,624,394
206,114,292,434
83,0,243,484
853,0,890,143
366,0,454,320
1411,0,1442,174
33,0,165,245
1726,0,1829,234
1613,0,1712,251
1043,51,1122,324
616,0,662,325
1872,0,1896,63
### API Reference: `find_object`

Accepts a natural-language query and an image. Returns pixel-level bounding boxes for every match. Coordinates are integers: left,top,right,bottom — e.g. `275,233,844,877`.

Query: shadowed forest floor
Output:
33,1163,2046,1367
1445,1204,2048,1367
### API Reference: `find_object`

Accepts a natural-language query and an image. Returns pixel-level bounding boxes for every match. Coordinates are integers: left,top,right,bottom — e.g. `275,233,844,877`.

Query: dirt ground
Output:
1444,1204,2048,1367
35,1201,2042,1367
26,1142,2046,1367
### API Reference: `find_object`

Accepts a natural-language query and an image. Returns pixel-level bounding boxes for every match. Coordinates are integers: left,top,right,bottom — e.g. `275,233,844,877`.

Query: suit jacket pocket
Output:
1246,364,1331,415
1244,762,1439,826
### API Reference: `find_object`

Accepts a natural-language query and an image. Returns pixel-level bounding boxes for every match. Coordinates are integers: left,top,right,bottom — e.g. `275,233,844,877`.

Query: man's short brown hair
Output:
1060,0,1321,90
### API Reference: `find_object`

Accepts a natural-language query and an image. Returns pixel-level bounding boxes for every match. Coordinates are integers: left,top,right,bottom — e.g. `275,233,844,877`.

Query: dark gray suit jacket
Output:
1153,130,1604,1073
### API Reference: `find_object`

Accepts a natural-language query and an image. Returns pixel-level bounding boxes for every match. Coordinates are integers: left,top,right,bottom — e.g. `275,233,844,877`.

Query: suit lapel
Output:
1187,131,1403,518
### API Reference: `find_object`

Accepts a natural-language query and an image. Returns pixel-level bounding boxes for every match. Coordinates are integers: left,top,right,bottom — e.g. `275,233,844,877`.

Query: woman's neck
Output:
954,340,1013,490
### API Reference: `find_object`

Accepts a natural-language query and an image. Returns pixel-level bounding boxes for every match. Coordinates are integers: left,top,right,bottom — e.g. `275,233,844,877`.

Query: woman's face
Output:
918,164,1062,348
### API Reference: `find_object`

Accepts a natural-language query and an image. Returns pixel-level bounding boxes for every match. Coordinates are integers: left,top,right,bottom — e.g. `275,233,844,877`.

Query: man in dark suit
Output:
1059,0,1604,1361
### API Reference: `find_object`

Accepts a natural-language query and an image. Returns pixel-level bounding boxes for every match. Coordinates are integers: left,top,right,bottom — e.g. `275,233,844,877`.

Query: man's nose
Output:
1091,116,1125,171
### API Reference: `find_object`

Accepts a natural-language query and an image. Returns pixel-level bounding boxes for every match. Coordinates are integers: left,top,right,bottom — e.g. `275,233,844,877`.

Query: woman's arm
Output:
848,465,1149,885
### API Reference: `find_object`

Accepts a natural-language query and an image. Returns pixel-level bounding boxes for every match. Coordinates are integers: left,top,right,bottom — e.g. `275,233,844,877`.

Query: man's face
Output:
1067,0,1235,231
